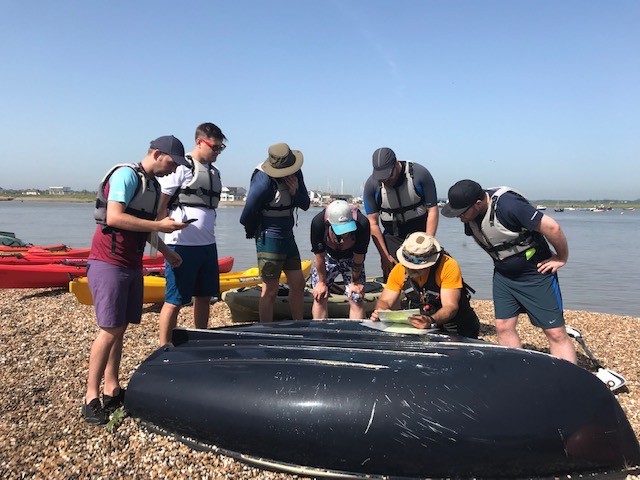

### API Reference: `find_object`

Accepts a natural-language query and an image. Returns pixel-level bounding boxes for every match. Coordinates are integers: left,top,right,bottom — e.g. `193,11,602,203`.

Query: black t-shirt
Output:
310,208,371,259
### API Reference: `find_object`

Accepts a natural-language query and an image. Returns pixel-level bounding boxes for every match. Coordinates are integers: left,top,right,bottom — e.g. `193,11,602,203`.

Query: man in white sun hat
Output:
310,199,371,319
371,232,480,338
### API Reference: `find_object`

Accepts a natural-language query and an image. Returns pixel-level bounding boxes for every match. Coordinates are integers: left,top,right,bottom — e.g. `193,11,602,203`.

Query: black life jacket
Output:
401,252,480,338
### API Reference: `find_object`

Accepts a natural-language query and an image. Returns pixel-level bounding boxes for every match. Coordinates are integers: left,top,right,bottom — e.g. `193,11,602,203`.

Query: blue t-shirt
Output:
107,167,139,205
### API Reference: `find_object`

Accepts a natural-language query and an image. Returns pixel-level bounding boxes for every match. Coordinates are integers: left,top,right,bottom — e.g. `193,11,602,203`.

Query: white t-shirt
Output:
157,159,218,246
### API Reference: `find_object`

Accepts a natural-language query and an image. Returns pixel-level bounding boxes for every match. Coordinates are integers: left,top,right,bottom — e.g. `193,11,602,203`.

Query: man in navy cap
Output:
362,147,439,280
441,179,576,363
83,135,190,425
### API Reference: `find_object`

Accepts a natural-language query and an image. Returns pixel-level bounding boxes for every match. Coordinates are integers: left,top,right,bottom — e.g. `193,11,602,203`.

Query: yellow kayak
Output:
69,260,312,305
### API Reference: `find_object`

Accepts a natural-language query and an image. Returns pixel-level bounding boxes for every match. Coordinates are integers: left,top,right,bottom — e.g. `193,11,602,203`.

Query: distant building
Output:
24,190,41,196
49,186,71,195
220,186,247,202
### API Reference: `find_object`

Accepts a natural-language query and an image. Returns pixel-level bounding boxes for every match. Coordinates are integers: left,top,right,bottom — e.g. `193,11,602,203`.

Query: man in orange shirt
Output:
371,232,480,338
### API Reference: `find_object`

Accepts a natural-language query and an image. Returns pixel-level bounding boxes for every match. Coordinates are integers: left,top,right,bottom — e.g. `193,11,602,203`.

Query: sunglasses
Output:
199,138,226,152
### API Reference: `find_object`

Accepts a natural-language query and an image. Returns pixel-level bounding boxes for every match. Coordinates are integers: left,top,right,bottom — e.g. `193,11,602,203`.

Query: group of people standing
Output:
81,123,576,426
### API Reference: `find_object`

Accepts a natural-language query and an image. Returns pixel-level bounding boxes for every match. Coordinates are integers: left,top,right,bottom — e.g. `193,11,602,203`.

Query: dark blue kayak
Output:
125,320,640,478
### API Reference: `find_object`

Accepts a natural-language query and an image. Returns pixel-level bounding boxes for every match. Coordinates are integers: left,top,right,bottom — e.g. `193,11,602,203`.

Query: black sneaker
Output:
103,388,126,414
82,398,108,425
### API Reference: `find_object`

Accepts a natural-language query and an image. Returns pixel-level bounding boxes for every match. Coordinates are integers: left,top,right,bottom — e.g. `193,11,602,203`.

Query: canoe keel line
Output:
125,320,640,478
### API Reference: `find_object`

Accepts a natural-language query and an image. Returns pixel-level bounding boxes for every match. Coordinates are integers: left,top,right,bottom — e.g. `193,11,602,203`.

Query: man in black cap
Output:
362,147,439,280
441,179,576,363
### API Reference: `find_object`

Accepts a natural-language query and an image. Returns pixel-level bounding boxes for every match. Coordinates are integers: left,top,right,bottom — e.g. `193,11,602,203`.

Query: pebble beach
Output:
1,288,639,479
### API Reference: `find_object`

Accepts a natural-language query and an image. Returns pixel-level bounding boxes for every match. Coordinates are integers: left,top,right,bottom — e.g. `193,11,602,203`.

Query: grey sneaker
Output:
82,398,108,425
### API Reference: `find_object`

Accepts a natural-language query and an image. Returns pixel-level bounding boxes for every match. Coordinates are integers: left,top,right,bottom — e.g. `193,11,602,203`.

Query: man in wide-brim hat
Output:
240,142,310,321
371,232,480,338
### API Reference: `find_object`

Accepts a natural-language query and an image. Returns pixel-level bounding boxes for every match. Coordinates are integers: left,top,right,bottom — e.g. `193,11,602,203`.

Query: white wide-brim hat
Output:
261,142,304,178
396,232,442,270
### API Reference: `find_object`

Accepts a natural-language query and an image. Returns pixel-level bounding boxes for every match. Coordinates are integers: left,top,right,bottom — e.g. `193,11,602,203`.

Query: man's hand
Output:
164,249,182,268
409,314,432,330
312,280,328,302
537,255,566,274
370,309,380,322
381,253,397,276
283,175,299,196
348,281,364,300
157,217,188,234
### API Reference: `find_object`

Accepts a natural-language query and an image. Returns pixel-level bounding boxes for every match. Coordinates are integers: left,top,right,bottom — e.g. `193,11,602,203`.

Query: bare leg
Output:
193,296,211,329
349,300,366,319
285,269,306,320
103,331,125,396
312,297,328,319
495,317,522,349
158,302,181,346
544,326,577,364
85,325,127,403
259,279,280,322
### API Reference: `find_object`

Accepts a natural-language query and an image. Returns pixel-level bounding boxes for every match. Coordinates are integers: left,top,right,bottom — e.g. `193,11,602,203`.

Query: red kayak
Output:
0,243,71,253
0,247,91,258
0,255,234,288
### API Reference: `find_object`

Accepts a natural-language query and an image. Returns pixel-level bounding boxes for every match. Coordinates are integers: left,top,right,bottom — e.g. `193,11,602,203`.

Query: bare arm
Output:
156,193,172,220
106,201,186,234
367,212,396,270
347,252,366,298
409,288,460,329
425,205,439,236
370,287,400,321
535,215,569,274
312,253,328,302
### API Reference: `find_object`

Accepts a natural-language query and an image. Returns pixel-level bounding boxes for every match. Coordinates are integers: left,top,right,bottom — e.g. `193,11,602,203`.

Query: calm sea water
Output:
2,201,639,317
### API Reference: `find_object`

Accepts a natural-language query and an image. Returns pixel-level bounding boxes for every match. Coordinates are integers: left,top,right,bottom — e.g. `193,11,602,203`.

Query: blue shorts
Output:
256,235,301,280
311,254,366,302
493,271,565,329
164,244,220,306
87,260,143,328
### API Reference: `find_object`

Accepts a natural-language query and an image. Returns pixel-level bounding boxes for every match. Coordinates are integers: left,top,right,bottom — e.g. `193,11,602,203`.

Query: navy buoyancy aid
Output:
324,205,358,252
401,253,479,338
169,155,221,210
379,162,427,236
254,166,295,218
468,187,537,262
94,163,160,227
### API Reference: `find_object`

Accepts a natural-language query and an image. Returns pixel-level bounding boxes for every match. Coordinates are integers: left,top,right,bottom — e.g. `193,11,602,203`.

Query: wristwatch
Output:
426,315,436,328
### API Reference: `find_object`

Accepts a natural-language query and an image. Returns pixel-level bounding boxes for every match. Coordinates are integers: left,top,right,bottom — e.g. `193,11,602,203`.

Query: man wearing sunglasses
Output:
363,147,439,281
441,179,576,363
370,232,480,338
156,123,227,346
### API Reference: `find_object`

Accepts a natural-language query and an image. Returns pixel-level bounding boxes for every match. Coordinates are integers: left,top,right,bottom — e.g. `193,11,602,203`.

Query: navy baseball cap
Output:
149,135,189,166
372,147,397,181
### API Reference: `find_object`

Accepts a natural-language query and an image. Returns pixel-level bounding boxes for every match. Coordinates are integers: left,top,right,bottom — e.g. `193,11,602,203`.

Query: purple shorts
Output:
87,260,143,328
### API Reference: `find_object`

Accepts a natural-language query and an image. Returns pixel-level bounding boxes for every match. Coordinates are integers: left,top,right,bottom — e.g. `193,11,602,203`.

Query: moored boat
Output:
69,260,311,305
222,280,384,322
125,320,640,478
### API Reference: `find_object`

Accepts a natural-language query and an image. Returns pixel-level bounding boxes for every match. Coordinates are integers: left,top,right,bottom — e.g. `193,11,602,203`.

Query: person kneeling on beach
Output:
371,232,480,338
310,199,370,319
83,136,190,425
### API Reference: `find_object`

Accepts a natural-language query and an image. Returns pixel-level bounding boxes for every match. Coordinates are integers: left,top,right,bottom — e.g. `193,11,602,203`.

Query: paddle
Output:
565,326,626,392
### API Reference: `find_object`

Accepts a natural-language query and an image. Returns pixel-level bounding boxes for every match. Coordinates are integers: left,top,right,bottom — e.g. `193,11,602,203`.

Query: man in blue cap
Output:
310,199,371,319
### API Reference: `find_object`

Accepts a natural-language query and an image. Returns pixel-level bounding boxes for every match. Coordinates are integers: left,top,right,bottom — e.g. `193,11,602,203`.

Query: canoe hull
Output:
126,321,640,478
222,281,383,322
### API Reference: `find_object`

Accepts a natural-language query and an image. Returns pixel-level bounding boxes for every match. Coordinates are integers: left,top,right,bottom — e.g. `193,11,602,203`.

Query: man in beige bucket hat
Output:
371,232,480,338
240,142,310,321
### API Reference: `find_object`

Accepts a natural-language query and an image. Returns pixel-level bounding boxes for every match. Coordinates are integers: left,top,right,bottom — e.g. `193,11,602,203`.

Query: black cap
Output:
372,147,397,181
441,180,484,217
149,135,189,166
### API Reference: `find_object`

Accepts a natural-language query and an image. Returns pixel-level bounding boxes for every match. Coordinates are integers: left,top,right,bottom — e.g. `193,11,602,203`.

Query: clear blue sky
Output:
1,1,638,200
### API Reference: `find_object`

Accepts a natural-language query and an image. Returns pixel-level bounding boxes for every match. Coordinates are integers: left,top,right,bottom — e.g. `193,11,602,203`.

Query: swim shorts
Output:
256,235,302,280
311,253,366,302
164,244,220,306
493,270,565,329
87,260,143,328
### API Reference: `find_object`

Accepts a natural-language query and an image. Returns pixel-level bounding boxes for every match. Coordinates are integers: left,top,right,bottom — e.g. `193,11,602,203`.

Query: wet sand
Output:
1,288,638,479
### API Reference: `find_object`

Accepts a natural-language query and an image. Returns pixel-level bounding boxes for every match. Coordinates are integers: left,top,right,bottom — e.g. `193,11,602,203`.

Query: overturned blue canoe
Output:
125,320,640,478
